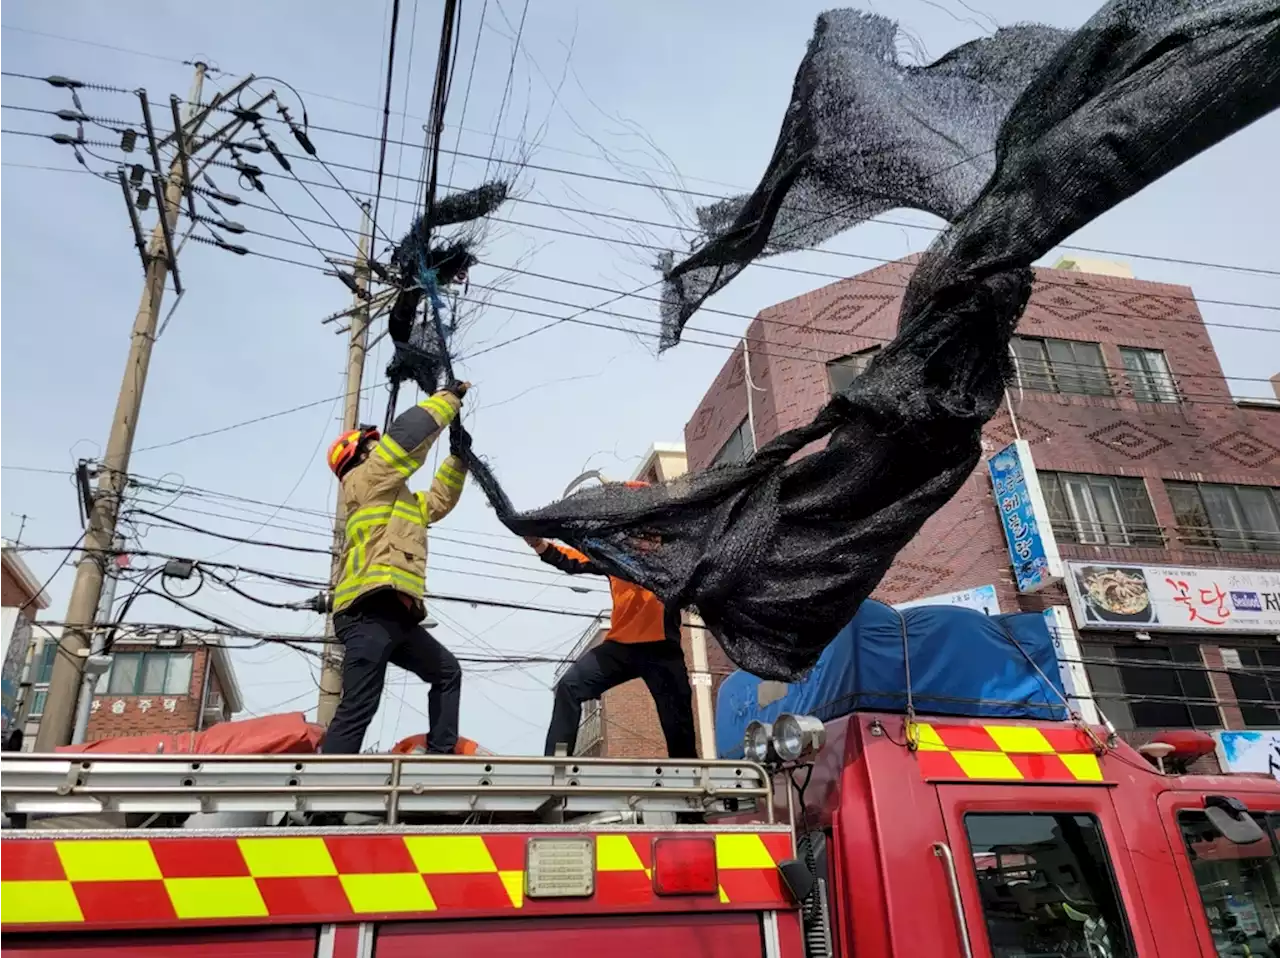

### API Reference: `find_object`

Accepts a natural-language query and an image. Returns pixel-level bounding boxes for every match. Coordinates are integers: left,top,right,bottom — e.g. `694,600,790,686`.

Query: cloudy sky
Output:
3,0,1277,754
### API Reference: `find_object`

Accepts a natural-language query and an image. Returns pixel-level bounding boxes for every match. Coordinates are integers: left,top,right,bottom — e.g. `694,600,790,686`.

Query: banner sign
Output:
1065,563,1280,633
1216,730,1280,780
987,440,1063,593
896,584,1001,615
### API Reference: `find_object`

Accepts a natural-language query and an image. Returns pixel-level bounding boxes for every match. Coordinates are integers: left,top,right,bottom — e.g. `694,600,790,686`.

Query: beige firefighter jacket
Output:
332,390,466,619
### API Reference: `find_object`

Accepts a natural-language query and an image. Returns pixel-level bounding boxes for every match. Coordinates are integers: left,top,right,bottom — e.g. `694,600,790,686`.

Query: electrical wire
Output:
8,106,1280,294
368,0,404,263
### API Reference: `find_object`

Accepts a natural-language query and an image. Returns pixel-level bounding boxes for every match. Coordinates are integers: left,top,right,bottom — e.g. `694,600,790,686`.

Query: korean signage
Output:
987,440,1063,592
896,584,1001,615
1065,563,1280,633
1215,730,1280,781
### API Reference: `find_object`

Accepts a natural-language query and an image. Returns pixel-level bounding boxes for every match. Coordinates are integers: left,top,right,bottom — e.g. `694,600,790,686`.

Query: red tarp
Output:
56,712,324,755
391,733,491,755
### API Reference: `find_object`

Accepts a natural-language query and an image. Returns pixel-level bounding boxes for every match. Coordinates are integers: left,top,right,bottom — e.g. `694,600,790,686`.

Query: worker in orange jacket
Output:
525,497,696,758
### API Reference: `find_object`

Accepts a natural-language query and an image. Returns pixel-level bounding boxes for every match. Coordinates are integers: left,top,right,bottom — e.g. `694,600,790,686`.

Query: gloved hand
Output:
446,380,471,400
449,420,472,458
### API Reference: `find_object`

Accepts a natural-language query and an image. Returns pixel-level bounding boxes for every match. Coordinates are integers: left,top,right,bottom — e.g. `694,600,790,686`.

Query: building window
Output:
106,652,195,696
1118,346,1178,403
1224,647,1280,727
711,418,755,467
34,640,57,684
964,813,1135,957
1011,336,1113,397
576,699,603,756
27,689,47,717
1167,482,1280,554
1040,471,1163,547
1081,641,1218,730
827,346,880,395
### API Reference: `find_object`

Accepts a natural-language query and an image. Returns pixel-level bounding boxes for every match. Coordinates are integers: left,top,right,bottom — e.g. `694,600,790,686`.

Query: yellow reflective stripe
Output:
335,565,425,600
437,462,465,490
376,435,419,477
344,503,426,539
421,395,457,425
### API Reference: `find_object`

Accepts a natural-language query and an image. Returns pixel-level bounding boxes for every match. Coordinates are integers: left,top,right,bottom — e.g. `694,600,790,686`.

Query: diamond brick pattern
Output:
1118,292,1181,323
1086,421,1172,460
807,291,898,336
986,413,1058,447
1029,283,1108,323
1209,430,1279,469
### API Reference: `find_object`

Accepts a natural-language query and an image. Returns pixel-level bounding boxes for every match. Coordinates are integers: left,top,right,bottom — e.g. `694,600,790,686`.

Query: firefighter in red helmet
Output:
525,479,697,759
322,382,471,755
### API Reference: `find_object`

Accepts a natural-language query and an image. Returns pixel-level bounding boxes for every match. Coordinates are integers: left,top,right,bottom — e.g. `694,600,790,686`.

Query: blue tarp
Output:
715,599,1066,759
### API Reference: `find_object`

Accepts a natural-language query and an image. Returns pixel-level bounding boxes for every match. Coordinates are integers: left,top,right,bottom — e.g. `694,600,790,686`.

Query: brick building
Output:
684,256,1280,770
18,627,242,748
556,444,735,759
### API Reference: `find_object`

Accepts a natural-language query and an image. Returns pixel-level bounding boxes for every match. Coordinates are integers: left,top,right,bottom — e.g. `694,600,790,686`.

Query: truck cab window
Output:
964,812,1134,958
1180,811,1280,958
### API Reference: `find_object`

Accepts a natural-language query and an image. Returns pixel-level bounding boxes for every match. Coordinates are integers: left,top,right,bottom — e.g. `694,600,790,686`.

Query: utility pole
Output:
687,614,718,759
317,202,373,726
69,538,126,745
34,63,207,750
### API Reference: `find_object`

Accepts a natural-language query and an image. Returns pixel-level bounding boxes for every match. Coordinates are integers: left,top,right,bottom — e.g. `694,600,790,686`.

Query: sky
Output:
2,0,1278,755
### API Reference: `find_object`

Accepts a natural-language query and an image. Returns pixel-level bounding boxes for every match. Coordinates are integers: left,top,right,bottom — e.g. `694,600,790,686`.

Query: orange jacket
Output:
539,544,673,645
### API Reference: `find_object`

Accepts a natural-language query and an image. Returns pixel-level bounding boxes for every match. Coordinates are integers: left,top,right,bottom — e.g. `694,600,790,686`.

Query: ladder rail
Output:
1,752,775,823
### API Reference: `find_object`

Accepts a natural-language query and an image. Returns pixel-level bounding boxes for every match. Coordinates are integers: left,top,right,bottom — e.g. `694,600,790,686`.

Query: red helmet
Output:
328,426,379,478
623,480,650,489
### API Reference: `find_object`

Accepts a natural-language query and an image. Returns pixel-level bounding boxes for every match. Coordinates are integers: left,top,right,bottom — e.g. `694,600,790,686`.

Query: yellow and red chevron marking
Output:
911,722,1105,783
1,830,792,929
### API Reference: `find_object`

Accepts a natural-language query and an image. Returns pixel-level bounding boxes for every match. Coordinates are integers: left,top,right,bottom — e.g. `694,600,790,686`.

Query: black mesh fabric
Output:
457,0,1279,680
659,10,1069,350
385,182,511,395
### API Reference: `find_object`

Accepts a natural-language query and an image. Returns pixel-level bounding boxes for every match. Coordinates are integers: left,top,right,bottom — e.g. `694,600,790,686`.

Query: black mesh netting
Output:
385,182,513,395
436,0,1278,680
658,9,1069,351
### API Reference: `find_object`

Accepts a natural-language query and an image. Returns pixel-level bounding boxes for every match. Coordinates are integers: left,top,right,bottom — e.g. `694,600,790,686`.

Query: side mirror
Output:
1205,794,1267,845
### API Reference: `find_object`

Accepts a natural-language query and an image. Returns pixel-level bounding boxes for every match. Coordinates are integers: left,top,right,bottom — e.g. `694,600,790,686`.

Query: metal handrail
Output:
2,752,776,824
932,841,974,958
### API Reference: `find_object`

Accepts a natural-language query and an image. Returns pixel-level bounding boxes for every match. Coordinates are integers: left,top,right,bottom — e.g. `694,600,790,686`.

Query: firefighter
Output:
524,485,697,759
321,382,471,755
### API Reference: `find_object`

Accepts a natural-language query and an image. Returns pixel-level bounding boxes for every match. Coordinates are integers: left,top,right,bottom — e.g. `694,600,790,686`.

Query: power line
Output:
9,117,1279,328
9,94,1280,289
368,0,405,256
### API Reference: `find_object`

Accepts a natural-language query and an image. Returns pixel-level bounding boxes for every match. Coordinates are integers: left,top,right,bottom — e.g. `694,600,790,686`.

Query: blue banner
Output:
988,440,1061,592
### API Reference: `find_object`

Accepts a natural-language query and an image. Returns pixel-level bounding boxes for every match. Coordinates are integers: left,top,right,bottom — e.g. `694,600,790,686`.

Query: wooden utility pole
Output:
317,202,373,726
34,63,207,750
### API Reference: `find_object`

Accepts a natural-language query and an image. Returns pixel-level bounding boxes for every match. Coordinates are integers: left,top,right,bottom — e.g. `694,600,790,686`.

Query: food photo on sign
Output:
1073,565,1156,626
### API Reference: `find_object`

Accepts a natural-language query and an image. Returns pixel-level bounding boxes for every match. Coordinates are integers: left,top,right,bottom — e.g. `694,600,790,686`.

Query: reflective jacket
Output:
538,544,676,644
333,390,465,619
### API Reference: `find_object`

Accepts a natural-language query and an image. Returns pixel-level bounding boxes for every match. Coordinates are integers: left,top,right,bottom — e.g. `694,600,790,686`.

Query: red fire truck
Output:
4,709,1280,956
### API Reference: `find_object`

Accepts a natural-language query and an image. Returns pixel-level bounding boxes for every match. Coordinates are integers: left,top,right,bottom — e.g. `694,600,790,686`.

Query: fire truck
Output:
5,600,1280,956
4,713,1280,957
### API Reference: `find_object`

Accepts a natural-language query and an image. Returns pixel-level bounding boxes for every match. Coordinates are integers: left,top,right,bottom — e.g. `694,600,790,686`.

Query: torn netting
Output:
455,0,1280,680
658,10,1070,350
384,182,511,395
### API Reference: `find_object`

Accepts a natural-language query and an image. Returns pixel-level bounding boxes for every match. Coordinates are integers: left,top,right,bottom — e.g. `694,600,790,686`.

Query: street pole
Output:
70,537,125,745
687,614,718,759
35,63,207,750
317,202,373,726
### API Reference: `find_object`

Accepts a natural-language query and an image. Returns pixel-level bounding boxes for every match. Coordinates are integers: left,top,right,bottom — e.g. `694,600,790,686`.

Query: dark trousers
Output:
545,640,697,758
321,591,461,755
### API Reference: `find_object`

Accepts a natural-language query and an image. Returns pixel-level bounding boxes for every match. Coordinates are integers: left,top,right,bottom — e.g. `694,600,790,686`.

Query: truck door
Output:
1157,790,1280,958
934,785,1152,957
